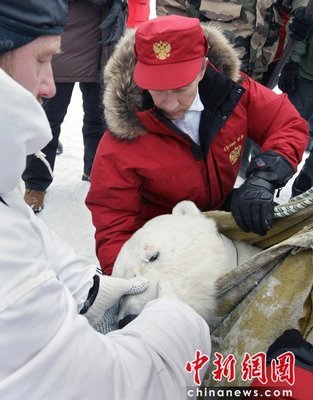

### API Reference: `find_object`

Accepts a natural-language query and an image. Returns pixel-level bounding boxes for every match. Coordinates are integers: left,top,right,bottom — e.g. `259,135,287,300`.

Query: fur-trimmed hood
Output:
103,24,241,140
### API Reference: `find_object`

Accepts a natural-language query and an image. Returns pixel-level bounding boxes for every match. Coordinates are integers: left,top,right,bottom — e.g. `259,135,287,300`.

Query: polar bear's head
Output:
113,201,237,327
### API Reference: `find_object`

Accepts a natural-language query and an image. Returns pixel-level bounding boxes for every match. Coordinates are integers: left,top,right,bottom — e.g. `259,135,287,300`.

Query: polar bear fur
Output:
113,201,260,325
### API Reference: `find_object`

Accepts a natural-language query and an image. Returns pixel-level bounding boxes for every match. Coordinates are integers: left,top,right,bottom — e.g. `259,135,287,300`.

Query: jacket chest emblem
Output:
229,145,242,164
153,41,171,60
224,134,244,165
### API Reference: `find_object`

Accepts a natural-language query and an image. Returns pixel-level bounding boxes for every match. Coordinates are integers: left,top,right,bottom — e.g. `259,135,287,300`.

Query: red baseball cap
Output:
134,15,208,90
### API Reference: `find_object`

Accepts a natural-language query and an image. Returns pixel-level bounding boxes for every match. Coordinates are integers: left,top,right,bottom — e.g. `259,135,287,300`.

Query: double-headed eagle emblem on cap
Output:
153,41,171,60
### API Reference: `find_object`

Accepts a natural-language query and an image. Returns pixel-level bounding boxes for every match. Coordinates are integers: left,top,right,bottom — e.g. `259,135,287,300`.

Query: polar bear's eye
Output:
144,251,159,263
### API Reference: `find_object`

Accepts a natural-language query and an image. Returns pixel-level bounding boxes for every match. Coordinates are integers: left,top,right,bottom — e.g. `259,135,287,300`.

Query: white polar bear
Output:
113,201,260,327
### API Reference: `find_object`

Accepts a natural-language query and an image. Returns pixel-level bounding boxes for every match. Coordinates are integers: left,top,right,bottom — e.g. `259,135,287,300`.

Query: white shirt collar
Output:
171,90,204,145
189,90,204,112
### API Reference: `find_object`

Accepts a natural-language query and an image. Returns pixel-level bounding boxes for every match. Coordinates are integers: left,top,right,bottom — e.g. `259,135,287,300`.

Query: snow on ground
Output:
38,84,98,265
37,84,309,266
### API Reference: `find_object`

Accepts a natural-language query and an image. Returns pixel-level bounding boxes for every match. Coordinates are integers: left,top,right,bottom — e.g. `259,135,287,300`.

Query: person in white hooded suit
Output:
0,2,211,399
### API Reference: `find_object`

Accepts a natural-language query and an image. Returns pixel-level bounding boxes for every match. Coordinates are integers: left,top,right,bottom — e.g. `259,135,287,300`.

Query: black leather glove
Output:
231,176,275,235
231,151,294,235
99,0,127,46
289,7,313,41
278,61,300,94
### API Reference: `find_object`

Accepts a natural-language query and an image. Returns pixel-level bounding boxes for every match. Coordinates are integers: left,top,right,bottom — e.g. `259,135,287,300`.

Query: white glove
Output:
81,274,149,334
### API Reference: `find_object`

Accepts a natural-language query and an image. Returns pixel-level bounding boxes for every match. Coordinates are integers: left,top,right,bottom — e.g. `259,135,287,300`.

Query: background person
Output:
240,1,313,179
156,0,310,83
22,0,112,213
278,30,313,197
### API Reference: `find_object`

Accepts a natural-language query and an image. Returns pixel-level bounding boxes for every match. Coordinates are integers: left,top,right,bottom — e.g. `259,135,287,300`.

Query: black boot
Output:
291,171,312,197
291,150,313,198
56,140,63,155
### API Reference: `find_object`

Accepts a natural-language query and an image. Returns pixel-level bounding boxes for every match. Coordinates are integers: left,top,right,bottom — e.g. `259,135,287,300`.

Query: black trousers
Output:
22,82,106,191
288,77,313,179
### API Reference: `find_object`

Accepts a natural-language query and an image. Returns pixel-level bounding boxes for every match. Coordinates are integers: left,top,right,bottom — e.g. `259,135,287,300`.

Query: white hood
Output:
0,68,52,195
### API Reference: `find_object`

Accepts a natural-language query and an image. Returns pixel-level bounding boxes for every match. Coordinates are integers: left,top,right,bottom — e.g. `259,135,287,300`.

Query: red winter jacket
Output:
86,27,308,274
126,0,150,28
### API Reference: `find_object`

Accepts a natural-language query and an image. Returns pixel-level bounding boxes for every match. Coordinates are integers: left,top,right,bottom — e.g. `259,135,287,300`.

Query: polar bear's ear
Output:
172,201,201,216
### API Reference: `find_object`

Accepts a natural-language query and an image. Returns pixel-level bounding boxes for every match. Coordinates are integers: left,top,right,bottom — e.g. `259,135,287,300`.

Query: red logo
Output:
185,350,210,385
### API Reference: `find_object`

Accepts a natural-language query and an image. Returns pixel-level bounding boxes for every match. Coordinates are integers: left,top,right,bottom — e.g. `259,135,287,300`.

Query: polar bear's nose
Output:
118,314,138,329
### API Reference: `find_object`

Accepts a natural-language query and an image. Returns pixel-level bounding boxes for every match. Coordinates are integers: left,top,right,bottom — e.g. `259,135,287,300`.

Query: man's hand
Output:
230,177,275,236
231,151,294,235
289,7,313,42
278,61,300,94
81,274,149,333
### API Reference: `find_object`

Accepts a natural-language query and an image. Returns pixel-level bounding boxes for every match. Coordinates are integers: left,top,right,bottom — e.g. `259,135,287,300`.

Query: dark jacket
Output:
289,32,313,82
86,26,308,274
52,0,111,82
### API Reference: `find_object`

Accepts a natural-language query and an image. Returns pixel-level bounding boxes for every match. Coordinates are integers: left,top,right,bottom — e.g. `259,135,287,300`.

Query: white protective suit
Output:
0,69,211,400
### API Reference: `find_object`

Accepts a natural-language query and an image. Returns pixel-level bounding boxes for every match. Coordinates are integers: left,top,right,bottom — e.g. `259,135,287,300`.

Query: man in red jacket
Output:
86,15,309,274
